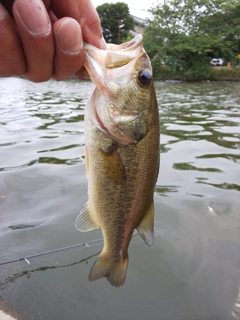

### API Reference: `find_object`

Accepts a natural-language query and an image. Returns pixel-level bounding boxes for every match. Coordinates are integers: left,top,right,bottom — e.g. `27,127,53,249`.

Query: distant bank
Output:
209,67,240,81
154,66,240,81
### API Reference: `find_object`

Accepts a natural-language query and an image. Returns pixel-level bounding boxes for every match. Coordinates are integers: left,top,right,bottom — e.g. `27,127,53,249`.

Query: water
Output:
0,78,239,320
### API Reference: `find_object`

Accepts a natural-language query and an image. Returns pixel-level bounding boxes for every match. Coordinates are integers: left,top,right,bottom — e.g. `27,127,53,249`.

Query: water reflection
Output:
173,162,223,172
0,252,100,290
157,81,240,199
155,185,180,196
198,153,240,164
200,181,240,192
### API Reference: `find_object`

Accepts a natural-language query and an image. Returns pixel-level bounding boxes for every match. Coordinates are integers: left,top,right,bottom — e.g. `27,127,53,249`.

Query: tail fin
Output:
89,253,128,287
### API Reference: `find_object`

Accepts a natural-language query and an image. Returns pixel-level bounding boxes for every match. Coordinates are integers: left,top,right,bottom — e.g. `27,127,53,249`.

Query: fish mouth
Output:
83,34,145,90
106,34,143,54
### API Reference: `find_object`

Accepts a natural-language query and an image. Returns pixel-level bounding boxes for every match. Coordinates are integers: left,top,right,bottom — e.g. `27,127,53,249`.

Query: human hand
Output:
0,0,106,82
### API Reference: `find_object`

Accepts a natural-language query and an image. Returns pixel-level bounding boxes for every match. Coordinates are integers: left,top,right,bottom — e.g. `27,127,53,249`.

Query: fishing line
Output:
0,238,103,267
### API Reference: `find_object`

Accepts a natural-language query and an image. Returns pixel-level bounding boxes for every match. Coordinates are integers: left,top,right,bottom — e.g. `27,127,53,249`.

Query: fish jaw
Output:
83,35,143,91
89,94,148,146
84,45,155,145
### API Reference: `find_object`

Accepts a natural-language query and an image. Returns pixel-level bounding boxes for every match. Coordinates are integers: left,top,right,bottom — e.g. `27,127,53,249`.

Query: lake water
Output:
0,78,239,320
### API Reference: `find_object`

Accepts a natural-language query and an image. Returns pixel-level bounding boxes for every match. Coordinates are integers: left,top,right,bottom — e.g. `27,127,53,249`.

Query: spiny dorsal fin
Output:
75,203,99,232
137,202,154,246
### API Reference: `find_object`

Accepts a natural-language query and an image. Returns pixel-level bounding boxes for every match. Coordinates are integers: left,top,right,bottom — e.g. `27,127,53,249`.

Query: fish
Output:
75,34,160,287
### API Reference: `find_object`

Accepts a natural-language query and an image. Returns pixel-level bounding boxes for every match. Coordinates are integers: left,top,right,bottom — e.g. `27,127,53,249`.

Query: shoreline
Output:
0,301,23,320
153,66,240,81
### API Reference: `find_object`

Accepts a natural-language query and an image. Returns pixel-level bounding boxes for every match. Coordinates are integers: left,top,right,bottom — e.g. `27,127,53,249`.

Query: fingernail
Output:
17,0,50,34
58,19,82,54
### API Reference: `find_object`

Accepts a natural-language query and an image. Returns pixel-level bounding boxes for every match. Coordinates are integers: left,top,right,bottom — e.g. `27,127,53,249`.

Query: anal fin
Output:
75,202,98,232
137,202,154,246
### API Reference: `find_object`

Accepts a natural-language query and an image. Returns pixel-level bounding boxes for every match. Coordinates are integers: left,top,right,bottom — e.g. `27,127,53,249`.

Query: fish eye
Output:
137,70,152,87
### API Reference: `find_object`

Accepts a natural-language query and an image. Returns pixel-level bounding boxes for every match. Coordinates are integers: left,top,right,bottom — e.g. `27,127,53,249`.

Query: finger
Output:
79,0,107,49
52,17,85,80
50,0,107,49
13,0,54,82
0,3,26,77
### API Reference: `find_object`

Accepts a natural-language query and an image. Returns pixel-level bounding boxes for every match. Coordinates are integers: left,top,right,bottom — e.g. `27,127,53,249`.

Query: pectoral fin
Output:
75,202,99,232
137,202,154,246
99,145,126,184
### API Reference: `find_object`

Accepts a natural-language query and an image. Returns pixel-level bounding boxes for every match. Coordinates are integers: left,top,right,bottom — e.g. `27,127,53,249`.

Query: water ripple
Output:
0,78,93,172
0,78,239,320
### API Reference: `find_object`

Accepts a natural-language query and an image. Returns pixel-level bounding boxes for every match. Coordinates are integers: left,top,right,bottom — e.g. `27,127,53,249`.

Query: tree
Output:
143,0,240,80
96,2,134,44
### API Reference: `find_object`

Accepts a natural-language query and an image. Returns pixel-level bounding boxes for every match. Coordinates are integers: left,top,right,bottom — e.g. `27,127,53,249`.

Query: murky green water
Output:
0,78,239,320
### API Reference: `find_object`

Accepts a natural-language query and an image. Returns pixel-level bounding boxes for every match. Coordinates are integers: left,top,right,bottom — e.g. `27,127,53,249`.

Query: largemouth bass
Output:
75,34,160,287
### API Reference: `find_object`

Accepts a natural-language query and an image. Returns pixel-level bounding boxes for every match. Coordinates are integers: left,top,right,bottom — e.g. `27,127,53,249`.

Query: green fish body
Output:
75,35,160,287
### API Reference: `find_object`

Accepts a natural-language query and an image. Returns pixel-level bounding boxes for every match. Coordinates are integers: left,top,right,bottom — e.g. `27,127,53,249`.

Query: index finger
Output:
13,0,55,82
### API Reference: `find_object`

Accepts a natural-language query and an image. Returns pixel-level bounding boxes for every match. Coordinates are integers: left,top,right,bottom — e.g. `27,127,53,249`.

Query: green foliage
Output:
144,0,240,80
96,2,134,44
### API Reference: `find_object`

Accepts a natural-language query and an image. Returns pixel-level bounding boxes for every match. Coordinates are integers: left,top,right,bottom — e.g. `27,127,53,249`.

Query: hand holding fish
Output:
0,0,106,81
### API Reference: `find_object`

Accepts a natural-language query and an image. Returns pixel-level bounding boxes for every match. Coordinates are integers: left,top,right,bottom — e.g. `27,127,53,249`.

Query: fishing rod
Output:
0,238,103,266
